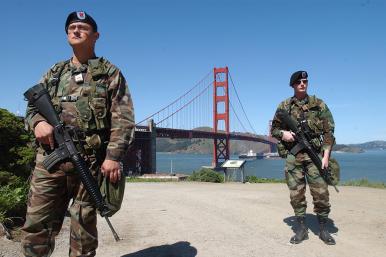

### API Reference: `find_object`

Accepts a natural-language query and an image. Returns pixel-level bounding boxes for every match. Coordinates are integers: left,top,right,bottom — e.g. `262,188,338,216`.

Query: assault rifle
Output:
277,110,339,193
24,83,120,241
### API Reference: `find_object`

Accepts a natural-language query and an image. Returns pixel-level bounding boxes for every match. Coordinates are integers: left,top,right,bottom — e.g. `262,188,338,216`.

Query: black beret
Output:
65,11,97,33
289,70,308,87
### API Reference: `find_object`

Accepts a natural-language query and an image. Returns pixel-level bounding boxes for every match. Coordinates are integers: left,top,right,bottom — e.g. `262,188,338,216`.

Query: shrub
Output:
188,168,224,183
342,178,386,189
126,177,170,182
245,175,285,183
0,180,29,223
0,109,34,224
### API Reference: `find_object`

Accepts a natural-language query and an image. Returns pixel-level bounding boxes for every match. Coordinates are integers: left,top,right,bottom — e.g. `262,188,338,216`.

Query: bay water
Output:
156,150,386,183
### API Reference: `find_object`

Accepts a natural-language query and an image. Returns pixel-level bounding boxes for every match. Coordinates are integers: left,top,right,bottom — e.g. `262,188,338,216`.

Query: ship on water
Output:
239,150,280,160
239,150,264,160
263,152,280,159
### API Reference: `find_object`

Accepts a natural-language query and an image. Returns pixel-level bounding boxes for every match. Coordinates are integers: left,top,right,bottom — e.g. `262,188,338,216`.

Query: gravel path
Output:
1,182,386,257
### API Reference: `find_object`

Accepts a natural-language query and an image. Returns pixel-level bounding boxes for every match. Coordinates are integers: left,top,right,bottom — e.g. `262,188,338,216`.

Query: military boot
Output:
290,216,308,244
318,216,336,245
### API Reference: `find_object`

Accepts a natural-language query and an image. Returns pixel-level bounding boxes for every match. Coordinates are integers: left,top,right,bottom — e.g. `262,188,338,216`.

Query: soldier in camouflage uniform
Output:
270,71,336,245
22,11,135,256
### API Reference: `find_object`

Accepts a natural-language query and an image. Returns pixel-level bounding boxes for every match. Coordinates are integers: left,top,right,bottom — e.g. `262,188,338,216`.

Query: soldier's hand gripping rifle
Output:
24,83,120,241
277,110,339,193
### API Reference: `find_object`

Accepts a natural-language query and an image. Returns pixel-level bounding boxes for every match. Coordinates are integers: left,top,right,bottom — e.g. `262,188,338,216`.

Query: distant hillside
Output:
156,128,385,154
156,127,271,154
353,141,386,150
333,144,364,153
333,140,386,153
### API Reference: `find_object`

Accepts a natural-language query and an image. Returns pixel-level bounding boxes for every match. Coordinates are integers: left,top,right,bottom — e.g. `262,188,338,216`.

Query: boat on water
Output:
239,150,280,160
263,152,280,159
239,150,264,160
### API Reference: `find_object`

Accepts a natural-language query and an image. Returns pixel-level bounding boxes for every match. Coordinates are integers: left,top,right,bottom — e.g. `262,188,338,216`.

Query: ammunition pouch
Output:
307,116,324,135
310,137,322,151
89,98,108,130
74,129,109,156
76,96,93,130
85,134,103,150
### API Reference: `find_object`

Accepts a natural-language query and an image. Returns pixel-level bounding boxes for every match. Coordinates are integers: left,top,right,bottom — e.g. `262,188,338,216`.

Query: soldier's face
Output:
293,79,308,94
67,22,99,48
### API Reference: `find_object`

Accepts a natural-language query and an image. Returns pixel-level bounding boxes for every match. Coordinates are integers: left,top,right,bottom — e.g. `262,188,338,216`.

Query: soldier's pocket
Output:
76,97,93,129
90,98,107,130
285,154,296,170
95,83,108,98
307,116,323,134
285,155,298,190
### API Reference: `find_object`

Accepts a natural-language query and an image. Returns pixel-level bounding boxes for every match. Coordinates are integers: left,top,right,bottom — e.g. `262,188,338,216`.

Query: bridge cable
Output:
136,70,212,125
229,99,248,132
228,71,258,135
155,82,213,126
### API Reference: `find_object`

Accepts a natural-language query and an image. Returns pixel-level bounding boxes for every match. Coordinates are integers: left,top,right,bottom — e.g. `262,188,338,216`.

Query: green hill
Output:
156,127,386,154
156,127,271,154
333,140,386,153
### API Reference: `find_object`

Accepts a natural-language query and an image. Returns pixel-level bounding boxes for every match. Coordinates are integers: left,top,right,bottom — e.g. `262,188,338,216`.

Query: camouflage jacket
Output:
25,57,135,161
270,95,335,157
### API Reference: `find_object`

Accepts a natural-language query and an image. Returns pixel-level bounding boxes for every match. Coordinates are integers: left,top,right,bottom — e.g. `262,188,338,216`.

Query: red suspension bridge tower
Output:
213,67,230,167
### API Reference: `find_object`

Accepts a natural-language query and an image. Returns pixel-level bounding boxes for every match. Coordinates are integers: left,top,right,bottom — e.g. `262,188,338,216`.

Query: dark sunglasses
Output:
294,79,308,85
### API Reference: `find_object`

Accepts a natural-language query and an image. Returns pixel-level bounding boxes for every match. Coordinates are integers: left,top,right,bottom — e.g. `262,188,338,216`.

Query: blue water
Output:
156,150,386,182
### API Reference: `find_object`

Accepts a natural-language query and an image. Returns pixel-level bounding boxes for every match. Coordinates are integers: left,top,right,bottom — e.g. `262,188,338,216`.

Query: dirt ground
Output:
1,182,386,257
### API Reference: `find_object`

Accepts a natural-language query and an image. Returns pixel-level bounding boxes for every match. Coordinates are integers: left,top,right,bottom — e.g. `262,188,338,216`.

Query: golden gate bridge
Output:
127,67,277,174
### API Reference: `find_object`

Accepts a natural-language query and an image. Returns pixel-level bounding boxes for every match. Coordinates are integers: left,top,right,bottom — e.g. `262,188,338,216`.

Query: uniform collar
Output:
69,59,88,74
69,57,101,74
291,94,309,106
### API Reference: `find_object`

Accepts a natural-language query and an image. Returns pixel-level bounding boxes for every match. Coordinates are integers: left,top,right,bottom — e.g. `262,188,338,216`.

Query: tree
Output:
0,108,35,180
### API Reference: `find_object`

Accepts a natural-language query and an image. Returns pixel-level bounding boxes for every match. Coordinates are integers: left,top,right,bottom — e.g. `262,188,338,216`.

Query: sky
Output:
1,0,385,144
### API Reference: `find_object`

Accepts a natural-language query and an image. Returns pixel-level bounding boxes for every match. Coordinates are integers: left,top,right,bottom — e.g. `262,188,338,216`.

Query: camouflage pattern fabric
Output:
271,95,335,155
285,154,330,218
22,154,99,257
270,95,334,218
25,57,135,161
22,57,135,256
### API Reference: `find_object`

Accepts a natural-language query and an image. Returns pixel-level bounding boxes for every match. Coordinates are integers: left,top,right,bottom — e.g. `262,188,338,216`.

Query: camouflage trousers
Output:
284,154,331,218
21,152,99,257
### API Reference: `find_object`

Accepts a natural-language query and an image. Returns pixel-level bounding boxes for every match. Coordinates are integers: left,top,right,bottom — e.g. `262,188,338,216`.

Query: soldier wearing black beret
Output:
22,11,135,256
289,71,308,87
270,70,337,245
